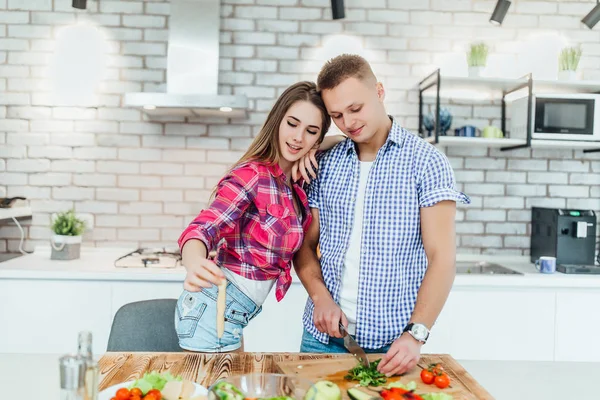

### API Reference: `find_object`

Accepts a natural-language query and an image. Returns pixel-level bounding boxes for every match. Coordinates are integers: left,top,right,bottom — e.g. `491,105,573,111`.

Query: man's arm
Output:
378,200,456,376
293,208,347,338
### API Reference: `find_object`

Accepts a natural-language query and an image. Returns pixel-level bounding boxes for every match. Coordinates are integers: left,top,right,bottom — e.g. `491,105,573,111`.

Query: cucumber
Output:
347,388,377,400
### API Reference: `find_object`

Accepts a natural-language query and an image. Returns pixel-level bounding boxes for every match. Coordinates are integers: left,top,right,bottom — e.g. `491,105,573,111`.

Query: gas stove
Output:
114,247,182,268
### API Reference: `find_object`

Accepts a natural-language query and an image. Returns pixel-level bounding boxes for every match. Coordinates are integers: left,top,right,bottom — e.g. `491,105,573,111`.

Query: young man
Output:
293,54,470,377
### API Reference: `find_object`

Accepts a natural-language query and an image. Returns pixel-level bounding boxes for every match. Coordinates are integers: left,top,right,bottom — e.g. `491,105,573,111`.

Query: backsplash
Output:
0,0,599,256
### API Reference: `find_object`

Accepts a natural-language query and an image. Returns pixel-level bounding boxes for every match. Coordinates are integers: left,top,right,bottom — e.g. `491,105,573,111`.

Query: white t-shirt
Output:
223,267,275,306
339,161,373,335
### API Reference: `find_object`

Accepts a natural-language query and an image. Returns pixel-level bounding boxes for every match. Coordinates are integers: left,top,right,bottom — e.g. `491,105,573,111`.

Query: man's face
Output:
321,77,385,144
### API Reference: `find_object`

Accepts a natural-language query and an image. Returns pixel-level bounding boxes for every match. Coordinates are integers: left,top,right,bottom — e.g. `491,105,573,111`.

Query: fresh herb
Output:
344,359,387,387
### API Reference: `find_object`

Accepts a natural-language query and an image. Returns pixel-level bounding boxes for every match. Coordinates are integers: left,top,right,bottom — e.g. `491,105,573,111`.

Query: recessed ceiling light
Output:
220,107,233,112
143,105,156,110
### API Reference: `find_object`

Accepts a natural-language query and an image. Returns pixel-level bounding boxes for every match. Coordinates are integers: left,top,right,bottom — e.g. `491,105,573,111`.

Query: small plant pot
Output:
558,70,576,81
468,66,484,77
51,234,82,260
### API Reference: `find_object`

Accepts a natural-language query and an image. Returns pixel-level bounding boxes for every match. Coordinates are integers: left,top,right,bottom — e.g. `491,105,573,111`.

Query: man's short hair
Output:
317,54,376,91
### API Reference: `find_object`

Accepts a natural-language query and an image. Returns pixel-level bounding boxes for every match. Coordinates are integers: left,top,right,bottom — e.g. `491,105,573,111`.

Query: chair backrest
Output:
107,299,183,352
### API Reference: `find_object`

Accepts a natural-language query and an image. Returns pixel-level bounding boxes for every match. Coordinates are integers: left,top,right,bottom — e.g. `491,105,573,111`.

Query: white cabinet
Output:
0,279,113,355
555,291,600,362
423,288,556,361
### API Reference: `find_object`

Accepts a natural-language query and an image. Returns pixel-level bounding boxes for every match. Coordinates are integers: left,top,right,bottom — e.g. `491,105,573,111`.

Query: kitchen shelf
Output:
0,207,32,223
424,136,527,148
418,69,600,153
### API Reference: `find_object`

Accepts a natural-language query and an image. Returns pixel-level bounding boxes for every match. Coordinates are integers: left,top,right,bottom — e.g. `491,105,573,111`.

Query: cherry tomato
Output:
147,389,161,399
420,369,435,384
110,397,117,400
143,394,158,400
130,388,143,397
130,395,141,400
434,373,451,389
429,363,443,375
116,388,130,400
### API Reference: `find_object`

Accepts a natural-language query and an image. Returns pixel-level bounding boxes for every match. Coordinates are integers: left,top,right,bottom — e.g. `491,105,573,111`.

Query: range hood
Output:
124,0,248,119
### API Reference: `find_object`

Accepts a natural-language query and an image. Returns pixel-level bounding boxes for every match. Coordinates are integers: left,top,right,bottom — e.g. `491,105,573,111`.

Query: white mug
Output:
535,256,556,274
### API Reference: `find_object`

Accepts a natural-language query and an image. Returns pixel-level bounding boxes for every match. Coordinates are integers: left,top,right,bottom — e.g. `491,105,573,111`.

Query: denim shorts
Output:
174,280,262,352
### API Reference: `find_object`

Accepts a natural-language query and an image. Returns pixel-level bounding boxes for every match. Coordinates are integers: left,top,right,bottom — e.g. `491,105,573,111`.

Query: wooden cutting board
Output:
275,354,494,400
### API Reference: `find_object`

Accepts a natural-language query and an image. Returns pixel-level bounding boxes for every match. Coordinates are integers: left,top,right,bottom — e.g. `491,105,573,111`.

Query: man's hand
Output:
377,333,422,377
313,295,348,338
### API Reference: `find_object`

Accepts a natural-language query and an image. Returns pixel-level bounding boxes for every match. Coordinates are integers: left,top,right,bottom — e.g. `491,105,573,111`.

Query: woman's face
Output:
278,100,324,165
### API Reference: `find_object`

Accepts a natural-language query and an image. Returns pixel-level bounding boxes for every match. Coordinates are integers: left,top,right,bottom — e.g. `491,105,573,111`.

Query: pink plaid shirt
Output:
178,161,312,302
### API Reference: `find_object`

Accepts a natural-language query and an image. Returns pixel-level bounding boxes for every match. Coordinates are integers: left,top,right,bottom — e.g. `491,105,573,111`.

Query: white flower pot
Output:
558,70,577,80
468,66,484,78
51,234,82,260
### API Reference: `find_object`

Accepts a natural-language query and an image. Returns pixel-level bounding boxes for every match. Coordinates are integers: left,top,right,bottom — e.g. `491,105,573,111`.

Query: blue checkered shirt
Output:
302,118,470,349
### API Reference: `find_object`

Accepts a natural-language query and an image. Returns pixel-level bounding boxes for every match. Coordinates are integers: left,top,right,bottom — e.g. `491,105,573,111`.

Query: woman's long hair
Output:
234,81,330,169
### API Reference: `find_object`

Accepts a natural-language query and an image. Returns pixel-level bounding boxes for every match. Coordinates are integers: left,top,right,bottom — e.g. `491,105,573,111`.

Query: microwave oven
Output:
509,93,600,141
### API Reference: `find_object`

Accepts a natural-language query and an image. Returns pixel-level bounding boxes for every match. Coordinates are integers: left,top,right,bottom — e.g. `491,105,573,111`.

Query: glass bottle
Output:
77,331,99,400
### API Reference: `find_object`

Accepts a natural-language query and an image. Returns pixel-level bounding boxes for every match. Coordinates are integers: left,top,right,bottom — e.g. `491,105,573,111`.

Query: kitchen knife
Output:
339,323,370,368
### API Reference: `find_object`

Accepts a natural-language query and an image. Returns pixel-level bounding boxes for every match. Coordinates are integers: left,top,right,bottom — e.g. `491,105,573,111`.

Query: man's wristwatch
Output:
403,323,430,344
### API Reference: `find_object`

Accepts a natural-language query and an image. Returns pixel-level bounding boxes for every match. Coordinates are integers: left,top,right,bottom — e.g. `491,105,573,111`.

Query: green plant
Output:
559,46,582,71
51,209,86,236
467,42,489,67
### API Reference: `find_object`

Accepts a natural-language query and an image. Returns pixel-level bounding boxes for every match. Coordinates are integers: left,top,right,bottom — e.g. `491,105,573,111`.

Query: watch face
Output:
411,324,428,340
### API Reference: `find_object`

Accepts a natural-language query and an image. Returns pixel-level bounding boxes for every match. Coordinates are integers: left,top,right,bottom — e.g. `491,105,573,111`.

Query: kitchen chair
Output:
107,299,183,352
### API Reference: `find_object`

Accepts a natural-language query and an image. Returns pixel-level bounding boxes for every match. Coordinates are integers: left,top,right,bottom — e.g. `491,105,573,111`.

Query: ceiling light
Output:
143,105,156,110
331,0,345,20
72,0,87,10
490,0,511,25
219,106,233,112
582,0,600,29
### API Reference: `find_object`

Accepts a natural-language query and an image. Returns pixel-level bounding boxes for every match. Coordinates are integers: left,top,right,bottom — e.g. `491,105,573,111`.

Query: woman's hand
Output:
292,148,319,183
181,240,225,291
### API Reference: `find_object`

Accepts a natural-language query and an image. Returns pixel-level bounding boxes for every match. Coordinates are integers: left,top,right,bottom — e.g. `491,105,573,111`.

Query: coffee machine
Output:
530,207,598,272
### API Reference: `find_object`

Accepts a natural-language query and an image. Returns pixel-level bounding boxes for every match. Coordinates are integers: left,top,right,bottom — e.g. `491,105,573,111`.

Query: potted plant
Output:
50,209,86,260
558,45,582,80
467,42,489,77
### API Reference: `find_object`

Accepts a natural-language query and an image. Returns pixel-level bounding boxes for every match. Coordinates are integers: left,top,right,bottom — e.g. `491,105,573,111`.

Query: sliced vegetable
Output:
344,359,387,387
420,394,453,400
129,371,183,394
211,381,245,400
386,382,417,392
347,388,378,400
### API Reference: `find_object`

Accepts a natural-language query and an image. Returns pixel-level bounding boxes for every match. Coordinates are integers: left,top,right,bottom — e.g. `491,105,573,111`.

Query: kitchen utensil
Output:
339,323,369,368
208,374,314,400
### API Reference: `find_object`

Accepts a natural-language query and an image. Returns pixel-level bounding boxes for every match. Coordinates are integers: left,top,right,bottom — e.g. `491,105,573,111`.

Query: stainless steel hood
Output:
124,0,248,119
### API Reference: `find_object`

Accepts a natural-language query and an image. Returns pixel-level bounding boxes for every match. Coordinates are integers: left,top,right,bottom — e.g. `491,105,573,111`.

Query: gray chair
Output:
107,299,183,352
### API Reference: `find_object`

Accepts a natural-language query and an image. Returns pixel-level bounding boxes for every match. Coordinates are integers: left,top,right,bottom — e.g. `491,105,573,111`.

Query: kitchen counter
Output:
0,352,596,400
1,247,599,289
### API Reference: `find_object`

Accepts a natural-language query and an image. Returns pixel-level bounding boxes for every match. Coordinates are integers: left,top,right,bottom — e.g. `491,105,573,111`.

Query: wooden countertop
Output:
98,352,494,399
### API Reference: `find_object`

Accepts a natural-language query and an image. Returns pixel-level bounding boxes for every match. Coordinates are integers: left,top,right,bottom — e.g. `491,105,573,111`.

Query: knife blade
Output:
339,323,370,368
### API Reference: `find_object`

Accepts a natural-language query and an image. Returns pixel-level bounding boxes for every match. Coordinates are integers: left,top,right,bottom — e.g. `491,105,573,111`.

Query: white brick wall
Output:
0,0,599,255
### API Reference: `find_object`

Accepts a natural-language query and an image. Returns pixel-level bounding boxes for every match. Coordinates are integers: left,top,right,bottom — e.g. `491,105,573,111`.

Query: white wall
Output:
0,0,598,256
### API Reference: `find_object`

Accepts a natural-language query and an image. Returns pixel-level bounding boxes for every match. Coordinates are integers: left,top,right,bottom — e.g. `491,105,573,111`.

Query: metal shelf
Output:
418,69,600,153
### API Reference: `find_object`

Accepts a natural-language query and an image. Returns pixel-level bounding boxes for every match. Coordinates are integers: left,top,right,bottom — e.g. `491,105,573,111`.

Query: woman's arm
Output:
292,134,346,183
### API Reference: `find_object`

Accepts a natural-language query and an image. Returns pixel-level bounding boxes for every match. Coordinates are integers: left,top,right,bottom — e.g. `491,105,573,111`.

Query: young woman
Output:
174,81,337,352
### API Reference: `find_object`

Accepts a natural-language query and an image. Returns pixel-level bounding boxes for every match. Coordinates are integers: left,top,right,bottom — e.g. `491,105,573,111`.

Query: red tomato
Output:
130,388,143,397
420,369,435,384
130,395,141,400
147,389,161,399
434,373,451,389
116,388,130,400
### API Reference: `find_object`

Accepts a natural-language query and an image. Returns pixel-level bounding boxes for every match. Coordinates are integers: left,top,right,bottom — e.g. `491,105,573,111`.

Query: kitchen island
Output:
1,247,599,362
